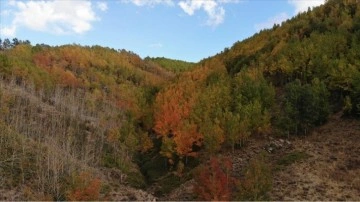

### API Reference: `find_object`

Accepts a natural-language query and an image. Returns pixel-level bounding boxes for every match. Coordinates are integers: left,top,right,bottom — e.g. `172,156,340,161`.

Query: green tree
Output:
280,79,330,135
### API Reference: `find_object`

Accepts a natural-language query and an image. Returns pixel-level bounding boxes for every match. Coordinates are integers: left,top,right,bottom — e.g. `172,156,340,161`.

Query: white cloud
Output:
97,2,108,11
178,0,227,27
148,43,163,48
254,12,289,31
124,0,174,7
0,25,17,37
288,0,325,14
121,0,237,27
218,0,241,3
0,0,99,37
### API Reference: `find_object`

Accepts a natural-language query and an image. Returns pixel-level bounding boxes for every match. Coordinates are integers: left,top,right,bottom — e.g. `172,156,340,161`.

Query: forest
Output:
0,0,359,200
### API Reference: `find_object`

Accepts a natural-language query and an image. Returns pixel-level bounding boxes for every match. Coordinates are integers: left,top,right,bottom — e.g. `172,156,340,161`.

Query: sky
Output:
0,0,325,62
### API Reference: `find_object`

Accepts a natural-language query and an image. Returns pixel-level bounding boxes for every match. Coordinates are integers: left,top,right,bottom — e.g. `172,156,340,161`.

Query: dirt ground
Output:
269,112,360,201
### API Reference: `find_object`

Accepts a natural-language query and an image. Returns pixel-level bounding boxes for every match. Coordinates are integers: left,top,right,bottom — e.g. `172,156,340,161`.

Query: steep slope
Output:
0,43,176,200
269,112,360,200
152,0,360,159
147,0,360,200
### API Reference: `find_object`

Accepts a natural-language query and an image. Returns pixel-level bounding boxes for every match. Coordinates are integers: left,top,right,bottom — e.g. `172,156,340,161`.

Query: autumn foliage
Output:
154,82,203,158
67,172,102,201
194,156,235,201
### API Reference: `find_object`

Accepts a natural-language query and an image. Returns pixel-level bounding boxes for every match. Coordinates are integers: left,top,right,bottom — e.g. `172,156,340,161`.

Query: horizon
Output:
0,0,325,62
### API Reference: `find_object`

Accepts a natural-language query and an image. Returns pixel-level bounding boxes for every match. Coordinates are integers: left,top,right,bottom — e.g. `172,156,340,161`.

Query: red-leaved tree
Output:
194,156,235,201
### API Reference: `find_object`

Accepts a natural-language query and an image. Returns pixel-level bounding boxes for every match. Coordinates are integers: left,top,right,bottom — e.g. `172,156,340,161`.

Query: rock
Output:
267,147,274,153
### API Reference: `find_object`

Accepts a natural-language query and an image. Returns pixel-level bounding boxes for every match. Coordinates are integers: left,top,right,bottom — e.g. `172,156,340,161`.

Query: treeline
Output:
0,38,31,50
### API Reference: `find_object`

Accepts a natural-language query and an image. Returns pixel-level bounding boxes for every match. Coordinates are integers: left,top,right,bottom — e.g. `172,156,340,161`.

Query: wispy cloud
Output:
122,0,239,27
97,2,108,12
254,12,289,31
288,0,325,14
123,0,174,7
0,0,103,38
178,0,239,27
148,43,163,48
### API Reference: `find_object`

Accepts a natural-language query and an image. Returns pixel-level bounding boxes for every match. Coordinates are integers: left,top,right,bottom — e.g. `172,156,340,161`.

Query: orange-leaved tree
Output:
154,81,202,160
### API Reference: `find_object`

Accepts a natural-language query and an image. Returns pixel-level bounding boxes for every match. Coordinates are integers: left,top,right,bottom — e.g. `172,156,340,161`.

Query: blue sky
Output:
0,0,325,62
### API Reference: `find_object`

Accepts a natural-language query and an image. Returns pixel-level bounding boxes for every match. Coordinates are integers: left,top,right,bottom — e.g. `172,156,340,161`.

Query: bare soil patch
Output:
269,113,360,201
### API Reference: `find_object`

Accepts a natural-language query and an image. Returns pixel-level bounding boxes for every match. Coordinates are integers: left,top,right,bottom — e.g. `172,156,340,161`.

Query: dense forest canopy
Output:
0,0,359,200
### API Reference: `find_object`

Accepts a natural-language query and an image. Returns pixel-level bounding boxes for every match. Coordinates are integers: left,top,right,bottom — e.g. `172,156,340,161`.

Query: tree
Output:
194,156,235,201
2,38,12,49
154,82,202,159
280,78,330,135
232,68,275,135
193,70,231,153
224,111,249,153
12,38,20,46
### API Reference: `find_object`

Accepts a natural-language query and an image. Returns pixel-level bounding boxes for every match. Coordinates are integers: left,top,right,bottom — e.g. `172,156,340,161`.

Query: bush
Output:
235,154,272,201
66,172,102,201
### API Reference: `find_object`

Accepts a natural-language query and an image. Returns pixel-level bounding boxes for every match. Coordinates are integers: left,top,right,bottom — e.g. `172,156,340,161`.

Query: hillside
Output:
145,0,360,200
144,57,196,74
161,112,360,201
1,0,360,200
0,42,174,200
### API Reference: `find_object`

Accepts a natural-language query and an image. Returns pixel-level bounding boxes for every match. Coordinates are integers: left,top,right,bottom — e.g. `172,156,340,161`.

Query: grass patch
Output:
277,151,310,167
